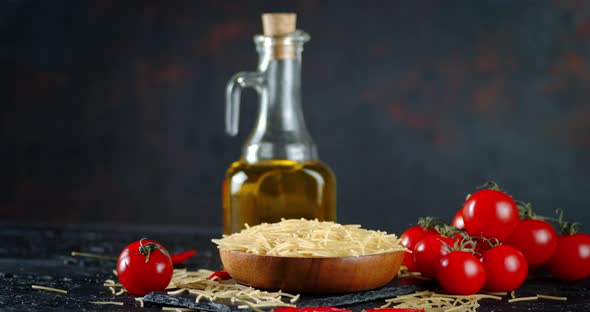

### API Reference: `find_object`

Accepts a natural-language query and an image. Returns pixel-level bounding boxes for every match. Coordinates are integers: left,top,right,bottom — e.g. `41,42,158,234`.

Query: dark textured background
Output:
2,0,589,233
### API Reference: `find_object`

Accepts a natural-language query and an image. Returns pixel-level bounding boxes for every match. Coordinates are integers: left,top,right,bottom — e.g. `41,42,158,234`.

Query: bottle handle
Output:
225,72,264,136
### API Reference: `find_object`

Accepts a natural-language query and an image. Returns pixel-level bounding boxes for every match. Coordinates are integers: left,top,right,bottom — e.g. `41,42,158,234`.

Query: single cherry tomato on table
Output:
462,189,519,241
546,233,590,281
116,239,173,296
401,224,437,271
481,245,528,292
413,234,455,278
435,251,486,295
505,219,557,266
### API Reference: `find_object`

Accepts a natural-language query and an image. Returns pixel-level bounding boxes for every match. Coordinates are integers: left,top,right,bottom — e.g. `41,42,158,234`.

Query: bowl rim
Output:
218,248,406,260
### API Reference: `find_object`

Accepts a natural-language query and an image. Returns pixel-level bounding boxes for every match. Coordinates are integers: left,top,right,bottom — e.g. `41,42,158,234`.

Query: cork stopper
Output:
262,13,297,36
260,13,298,60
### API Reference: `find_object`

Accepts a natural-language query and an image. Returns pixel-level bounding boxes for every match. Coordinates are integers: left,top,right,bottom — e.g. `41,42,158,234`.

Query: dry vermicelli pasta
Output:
537,294,567,301
103,280,122,287
90,301,124,305
382,290,502,312
212,218,405,257
31,285,68,294
508,296,539,303
171,269,298,310
105,268,298,310
134,297,145,308
381,291,568,311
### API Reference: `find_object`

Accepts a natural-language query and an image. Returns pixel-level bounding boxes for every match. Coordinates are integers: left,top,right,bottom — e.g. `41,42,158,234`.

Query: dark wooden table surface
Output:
1,223,589,311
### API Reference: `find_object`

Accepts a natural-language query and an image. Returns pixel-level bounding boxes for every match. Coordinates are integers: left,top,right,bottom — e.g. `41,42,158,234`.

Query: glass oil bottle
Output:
223,13,336,234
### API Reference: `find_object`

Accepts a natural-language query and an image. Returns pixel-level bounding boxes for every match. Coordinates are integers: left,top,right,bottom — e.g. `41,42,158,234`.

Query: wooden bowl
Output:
219,249,404,293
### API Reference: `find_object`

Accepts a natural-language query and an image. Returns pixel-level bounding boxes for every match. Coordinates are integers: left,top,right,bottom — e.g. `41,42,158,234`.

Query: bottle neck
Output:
243,36,317,163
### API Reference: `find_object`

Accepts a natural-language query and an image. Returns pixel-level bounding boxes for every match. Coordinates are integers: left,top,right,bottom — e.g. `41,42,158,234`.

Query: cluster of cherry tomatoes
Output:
401,183,590,295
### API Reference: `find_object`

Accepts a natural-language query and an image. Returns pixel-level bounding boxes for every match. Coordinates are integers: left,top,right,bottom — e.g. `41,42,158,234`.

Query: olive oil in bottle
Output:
223,14,336,234
223,160,336,234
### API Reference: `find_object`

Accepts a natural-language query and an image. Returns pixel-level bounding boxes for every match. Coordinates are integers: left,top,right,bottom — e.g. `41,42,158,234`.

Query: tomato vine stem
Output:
138,239,171,263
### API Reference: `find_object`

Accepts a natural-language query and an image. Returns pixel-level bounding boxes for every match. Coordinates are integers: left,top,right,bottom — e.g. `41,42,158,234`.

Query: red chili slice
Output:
274,307,351,312
207,270,232,281
365,309,425,312
170,250,197,265
301,308,352,312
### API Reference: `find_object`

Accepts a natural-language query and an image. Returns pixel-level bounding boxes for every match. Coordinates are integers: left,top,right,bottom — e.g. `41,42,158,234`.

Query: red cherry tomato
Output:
505,219,557,266
462,189,519,241
116,239,173,296
413,235,455,278
452,209,465,230
401,226,437,271
546,234,590,281
435,251,486,295
481,245,528,292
